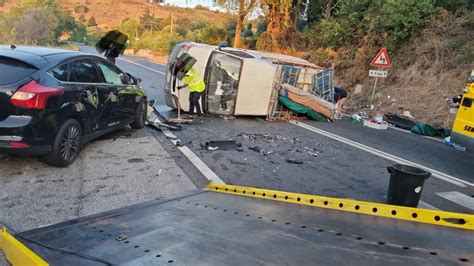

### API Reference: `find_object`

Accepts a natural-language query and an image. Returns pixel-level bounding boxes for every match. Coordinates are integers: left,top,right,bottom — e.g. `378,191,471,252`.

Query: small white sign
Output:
369,70,388,78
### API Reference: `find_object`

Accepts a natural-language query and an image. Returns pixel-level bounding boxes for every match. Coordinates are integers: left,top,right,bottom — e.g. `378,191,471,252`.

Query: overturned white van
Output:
164,42,339,121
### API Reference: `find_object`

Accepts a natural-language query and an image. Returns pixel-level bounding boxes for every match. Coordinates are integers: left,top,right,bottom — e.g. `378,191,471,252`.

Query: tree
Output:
14,8,57,44
87,16,97,27
214,0,258,48
119,19,138,45
307,0,325,24
260,0,293,51
256,19,267,36
243,23,253,38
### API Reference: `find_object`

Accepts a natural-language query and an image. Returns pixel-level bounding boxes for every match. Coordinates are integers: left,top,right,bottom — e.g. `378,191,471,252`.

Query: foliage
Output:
74,4,89,14
139,8,164,33
256,19,267,36
0,0,5,7
0,0,82,45
194,4,210,11
256,31,277,51
223,18,237,44
87,16,97,27
308,0,437,50
434,0,473,12
243,23,253,38
199,24,226,44
119,18,138,44
175,26,188,38
213,0,258,47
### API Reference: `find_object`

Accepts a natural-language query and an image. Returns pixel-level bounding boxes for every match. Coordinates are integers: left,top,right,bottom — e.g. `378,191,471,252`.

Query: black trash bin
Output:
387,164,431,207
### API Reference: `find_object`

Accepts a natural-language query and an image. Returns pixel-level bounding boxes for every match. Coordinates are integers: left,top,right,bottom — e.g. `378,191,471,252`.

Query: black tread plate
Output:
18,190,474,265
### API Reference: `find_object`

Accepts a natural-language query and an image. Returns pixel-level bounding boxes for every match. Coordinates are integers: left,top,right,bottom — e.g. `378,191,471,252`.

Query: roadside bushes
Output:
309,0,437,50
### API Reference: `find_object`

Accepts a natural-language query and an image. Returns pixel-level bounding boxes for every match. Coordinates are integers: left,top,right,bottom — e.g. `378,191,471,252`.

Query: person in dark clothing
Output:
334,87,348,103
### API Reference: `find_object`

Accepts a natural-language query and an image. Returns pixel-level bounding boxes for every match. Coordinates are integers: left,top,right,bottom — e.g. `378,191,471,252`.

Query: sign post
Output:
369,48,391,104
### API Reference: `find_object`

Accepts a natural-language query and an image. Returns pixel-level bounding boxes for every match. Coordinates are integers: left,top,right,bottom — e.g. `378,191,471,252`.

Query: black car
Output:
0,46,147,167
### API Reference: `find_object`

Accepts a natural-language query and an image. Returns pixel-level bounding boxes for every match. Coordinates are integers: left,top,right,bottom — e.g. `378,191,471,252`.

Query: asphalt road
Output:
1,45,473,265
97,48,473,214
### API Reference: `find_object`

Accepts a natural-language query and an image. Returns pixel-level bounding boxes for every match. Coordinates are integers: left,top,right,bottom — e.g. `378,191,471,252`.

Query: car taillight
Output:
8,141,29,148
10,80,63,109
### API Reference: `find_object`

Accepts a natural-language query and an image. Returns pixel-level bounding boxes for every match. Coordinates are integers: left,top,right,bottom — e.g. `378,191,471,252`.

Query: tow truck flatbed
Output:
1,184,473,265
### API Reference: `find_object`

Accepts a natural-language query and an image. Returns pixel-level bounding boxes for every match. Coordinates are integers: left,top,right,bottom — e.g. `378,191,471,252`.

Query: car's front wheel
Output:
45,119,82,167
130,99,147,129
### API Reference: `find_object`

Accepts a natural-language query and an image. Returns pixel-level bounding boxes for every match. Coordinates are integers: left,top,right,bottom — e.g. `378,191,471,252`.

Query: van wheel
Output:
45,119,82,167
130,99,147,129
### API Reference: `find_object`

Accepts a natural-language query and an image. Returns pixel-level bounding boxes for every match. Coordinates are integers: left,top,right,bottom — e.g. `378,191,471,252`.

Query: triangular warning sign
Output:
371,48,391,68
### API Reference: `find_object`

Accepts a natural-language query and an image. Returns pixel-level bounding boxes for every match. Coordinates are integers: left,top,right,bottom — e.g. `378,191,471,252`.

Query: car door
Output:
69,58,110,131
94,59,137,124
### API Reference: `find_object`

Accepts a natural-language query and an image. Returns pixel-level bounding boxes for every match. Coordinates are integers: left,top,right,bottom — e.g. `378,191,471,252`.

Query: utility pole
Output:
171,12,174,34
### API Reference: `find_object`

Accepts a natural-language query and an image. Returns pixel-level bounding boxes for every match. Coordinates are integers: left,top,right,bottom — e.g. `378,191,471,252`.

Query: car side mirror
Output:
127,73,142,85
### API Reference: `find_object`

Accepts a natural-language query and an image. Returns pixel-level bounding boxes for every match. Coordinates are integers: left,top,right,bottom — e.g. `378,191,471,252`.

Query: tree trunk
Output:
233,0,246,48
325,0,334,19
233,14,244,48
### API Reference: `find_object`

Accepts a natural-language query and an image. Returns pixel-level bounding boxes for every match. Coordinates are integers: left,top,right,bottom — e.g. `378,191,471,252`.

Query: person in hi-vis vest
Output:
178,67,206,122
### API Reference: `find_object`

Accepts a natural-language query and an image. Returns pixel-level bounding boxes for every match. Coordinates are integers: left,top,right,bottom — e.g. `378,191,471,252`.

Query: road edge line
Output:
118,58,166,75
291,120,471,188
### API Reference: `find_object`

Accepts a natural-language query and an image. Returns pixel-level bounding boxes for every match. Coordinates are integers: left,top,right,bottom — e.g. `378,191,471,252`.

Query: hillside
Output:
338,11,474,127
0,0,230,29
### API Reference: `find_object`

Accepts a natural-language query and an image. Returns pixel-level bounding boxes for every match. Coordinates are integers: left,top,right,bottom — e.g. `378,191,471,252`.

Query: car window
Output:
462,97,472,108
50,63,68,81
0,56,38,85
70,59,101,83
95,60,128,85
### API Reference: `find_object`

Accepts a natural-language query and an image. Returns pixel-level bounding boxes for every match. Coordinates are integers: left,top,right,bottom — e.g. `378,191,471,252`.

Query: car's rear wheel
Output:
130,99,147,129
45,119,82,167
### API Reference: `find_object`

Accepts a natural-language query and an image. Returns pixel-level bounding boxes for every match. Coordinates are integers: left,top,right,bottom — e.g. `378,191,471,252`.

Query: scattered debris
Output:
384,113,416,130
175,140,185,147
228,159,247,165
443,137,466,151
221,115,236,120
203,140,241,151
286,159,304,164
364,120,388,130
116,234,128,241
249,146,261,153
402,111,415,119
411,123,451,138
128,158,145,163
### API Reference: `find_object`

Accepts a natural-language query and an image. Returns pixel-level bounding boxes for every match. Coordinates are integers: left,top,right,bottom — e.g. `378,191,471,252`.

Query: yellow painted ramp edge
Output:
0,227,49,266
207,183,474,230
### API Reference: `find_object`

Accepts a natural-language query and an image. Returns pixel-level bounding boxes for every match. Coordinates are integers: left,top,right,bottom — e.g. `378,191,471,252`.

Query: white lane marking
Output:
118,58,166,75
290,121,473,187
418,200,440,210
436,191,474,211
162,128,225,185
388,125,443,142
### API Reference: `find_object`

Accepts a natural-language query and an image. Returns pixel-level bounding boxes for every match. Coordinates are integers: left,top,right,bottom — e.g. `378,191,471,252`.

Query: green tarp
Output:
410,123,451,138
279,96,330,122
